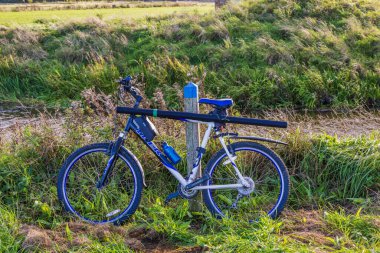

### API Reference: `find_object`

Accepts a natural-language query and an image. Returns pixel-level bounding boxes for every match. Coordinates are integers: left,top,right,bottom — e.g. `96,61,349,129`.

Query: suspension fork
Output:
96,117,133,189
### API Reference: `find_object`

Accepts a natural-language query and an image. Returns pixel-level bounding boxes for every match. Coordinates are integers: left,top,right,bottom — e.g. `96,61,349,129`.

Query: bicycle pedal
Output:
164,191,180,205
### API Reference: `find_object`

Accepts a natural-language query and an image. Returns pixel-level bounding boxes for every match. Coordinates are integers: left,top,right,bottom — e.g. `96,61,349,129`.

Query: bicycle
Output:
57,76,290,225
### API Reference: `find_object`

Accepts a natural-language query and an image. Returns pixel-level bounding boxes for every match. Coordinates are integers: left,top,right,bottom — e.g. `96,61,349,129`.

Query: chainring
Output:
178,182,198,199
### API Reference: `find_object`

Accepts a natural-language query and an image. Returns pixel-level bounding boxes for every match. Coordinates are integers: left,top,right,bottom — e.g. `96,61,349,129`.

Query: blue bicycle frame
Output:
98,111,247,192
98,80,286,192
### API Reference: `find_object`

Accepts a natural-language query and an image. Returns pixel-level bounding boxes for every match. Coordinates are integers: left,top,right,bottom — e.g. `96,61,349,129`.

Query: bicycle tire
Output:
57,142,143,225
202,141,289,221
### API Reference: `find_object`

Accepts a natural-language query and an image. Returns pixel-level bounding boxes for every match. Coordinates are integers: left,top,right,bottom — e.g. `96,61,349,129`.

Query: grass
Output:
1,201,379,252
325,209,380,247
0,91,378,251
0,1,208,12
0,5,214,25
284,130,380,206
0,1,379,250
0,206,21,252
0,0,379,111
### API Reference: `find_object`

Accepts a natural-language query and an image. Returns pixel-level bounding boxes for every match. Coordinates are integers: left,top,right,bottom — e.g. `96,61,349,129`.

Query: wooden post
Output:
184,82,202,212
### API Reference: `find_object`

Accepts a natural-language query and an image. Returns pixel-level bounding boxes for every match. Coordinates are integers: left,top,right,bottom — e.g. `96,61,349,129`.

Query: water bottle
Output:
162,142,181,164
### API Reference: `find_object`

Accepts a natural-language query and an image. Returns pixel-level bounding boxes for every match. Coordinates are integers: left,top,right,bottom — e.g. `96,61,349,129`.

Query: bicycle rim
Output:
62,148,138,223
206,146,285,221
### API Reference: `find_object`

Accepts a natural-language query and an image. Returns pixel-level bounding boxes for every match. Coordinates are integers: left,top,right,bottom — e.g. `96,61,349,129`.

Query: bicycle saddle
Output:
198,98,233,109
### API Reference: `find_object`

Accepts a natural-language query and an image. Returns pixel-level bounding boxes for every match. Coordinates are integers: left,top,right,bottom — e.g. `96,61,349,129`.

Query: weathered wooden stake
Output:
184,82,202,212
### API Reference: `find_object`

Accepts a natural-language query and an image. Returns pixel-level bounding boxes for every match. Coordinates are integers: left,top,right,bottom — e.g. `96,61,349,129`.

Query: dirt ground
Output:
235,109,380,138
280,210,340,248
19,221,206,252
1,108,379,141
19,209,372,252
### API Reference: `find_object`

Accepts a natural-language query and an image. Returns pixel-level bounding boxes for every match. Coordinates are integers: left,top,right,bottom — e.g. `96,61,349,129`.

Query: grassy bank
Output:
0,0,379,111
0,93,379,251
1,111,379,218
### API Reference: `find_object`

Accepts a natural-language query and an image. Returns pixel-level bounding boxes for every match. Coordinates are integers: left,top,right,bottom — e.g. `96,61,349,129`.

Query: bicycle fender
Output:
229,135,288,145
120,146,147,187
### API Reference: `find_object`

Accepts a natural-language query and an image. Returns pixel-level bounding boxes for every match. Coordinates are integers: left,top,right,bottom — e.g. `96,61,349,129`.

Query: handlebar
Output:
117,75,142,107
118,75,134,94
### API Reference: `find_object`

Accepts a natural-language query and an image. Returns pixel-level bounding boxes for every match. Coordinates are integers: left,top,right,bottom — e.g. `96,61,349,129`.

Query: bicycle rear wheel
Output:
57,143,143,225
202,141,289,221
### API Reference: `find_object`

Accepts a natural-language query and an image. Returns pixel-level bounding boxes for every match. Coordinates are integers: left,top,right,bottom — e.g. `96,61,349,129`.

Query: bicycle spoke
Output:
207,145,285,221
64,149,136,222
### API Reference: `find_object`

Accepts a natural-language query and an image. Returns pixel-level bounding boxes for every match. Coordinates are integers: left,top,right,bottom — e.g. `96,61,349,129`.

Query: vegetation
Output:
0,0,379,111
0,0,379,251
0,1,210,13
0,98,378,251
0,206,21,252
0,4,213,25
0,0,159,3
285,130,380,206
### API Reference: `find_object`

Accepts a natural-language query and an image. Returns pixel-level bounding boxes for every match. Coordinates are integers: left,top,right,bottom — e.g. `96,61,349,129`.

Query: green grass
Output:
0,0,379,111
325,209,380,247
0,1,208,12
0,101,378,251
0,5,214,25
284,130,380,206
0,206,21,252
0,105,379,218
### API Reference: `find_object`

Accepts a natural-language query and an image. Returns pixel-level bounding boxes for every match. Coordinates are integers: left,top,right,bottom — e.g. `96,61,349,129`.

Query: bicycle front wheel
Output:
202,141,289,221
57,143,143,225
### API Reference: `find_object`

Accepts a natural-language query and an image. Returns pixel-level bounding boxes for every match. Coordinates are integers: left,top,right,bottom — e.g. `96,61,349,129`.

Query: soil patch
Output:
231,109,380,139
281,210,340,249
18,222,206,252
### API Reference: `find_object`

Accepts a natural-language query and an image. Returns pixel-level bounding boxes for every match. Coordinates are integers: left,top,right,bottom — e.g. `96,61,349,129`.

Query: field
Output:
0,1,211,12
0,4,213,25
0,0,379,252
0,0,379,111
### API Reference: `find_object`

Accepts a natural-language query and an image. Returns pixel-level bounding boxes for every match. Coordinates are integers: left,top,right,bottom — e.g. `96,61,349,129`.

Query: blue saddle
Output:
199,98,233,108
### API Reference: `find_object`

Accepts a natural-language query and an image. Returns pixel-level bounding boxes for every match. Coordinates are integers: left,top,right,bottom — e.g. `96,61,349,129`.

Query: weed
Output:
0,0,379,110
0,99,379,251
325,209,380,248
284,132,380,206
0,205,21,253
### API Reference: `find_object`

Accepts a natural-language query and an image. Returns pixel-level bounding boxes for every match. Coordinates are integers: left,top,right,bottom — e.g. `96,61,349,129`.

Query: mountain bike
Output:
57,76,290,225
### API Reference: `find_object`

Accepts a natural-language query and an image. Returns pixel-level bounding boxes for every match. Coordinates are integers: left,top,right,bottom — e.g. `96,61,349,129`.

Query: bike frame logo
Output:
134,128,162,157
